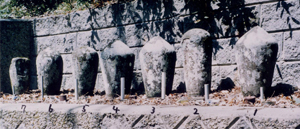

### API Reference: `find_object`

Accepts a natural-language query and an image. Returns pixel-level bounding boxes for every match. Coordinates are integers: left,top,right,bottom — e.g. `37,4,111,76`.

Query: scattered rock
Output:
191,96,205,100
209,99,220,105
142,95,147,99
294,98,300,104
221,90,229,94
195,100,204,105
243,96,256,104
60,94,67,101
264,101,276,106
0,86,299,108
219,101,227,106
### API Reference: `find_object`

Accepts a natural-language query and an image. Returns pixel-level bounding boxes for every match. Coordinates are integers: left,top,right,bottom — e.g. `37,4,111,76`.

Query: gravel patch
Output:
1,87,300,108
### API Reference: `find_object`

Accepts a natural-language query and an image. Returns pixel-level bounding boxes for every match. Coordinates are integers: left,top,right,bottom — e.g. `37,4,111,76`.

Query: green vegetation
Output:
0,0,91,19
0,0,212,19
0,0,133,19
0,0,27,18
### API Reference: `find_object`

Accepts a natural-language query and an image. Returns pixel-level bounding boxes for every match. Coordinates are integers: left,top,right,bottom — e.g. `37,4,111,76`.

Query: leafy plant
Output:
0,0,138,19
0,0,13,18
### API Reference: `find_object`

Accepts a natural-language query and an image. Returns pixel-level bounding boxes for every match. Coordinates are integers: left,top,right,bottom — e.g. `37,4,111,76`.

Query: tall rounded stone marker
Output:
36,47,63,95
181,28,212,97
72,46,98,96
9,57,30,94
100,40,135,98
236,26,278,97
140,36,176,98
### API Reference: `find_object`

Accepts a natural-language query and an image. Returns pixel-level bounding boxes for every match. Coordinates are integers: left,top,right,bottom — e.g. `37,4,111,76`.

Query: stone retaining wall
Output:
2,0,300,93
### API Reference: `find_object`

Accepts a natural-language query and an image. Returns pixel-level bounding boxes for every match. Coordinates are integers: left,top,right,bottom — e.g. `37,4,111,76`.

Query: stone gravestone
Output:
9,57,30,94
235,26,278,97
36,47,63,95
181,28,212,97
139,36,176,98
72,46,98,96
100,40,135,98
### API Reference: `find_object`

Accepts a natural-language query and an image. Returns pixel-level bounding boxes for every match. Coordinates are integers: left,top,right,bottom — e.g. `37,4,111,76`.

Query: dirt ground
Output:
1,86,300,108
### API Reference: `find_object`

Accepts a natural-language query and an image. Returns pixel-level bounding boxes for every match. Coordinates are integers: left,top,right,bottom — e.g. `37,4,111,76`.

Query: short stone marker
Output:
260,87,264,101
75,79,78,100
121,77,125,100
204,84,209,103
72,46,98,96
9,57,30,95
161,72,166,99
139,36,176,98
41,76,44,99
181,28,212,97
100,40,135,98
235,26,278,97
36,47,63,95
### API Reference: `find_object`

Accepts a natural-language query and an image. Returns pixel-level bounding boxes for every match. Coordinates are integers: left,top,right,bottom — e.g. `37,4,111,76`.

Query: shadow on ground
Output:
266,83,298,98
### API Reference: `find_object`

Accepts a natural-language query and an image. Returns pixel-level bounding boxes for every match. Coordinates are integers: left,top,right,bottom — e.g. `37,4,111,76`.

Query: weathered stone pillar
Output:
9,57,30,94
36,47,63,95
139,36,176,98
236,26,278,97
181,28,212,97
100,40,135,98
72,46,98,96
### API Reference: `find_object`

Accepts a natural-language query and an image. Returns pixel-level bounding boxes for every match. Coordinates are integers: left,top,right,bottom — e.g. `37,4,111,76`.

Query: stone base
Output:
1,104,300,128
